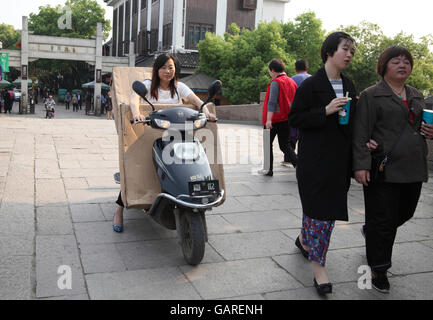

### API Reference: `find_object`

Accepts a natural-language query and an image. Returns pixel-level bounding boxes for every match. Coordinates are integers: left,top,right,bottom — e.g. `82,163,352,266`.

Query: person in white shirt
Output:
113,53,216,232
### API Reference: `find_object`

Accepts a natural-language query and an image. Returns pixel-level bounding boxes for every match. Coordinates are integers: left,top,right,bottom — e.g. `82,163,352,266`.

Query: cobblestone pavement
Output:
1,103,433,300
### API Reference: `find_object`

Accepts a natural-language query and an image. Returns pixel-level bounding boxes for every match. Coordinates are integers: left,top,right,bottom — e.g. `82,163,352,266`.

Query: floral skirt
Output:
301,214,335,267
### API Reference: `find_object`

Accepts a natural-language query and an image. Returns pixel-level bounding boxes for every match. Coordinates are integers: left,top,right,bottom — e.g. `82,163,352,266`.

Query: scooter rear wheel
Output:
180,210,205,266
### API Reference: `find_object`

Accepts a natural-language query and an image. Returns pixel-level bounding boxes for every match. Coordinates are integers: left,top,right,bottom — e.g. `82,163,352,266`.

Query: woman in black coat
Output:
288,32,359,296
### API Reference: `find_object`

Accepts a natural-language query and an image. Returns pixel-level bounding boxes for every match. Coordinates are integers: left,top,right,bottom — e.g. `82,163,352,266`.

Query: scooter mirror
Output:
132,81,148,100
132,80,155,111
208,80,222,100
199,80,222,113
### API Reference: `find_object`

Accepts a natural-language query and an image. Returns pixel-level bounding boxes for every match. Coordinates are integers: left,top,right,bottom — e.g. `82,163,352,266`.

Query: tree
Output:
341,22,433,94
198,22,293,104
0,24,21,49
27,0,111,91
340,22,387,92
282,12,325,74
29,0,111,39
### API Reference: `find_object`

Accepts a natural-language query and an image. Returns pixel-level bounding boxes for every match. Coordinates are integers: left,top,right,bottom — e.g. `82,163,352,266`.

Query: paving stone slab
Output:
219,294,265,300
85,176,118,189
99,203,148,221
205,214,242,234
210,197,250,215
0,203,35,235
35,159,61,179
36,235,86,298
395,220,433,243
63,177,88,190
388,242,433,275
246,182,299,196
369,272,433,300
264,281,377,300
36,179,67,206
208,231,292,260
40,294,89,300
74,219,160,245
59,160,81,169
273,247,367,287
85,267,201,300
37,206,73,235
0,256,33,300
116,239,224,270
0,233,34,256
180,258,302,300
221,210,302,232
70,203,106,223
79,243,127,274
235,194,302,211
65,189,119,204
225,183,260,197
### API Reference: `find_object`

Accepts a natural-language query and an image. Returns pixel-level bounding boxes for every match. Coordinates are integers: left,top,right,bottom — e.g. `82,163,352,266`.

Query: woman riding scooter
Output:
112,53,216,232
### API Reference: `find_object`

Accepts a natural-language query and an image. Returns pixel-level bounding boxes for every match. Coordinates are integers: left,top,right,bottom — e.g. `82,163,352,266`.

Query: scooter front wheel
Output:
180,210,205,266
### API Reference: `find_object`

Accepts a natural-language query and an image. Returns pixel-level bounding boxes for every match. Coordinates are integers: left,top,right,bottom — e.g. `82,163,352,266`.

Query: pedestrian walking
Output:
353,46,433,294
65,91,71,110
289,32,359,296
72,94,79,112
258,59,298,176
290,60,312,150
77,92,82,110
85,91,92,115
106,91,113,120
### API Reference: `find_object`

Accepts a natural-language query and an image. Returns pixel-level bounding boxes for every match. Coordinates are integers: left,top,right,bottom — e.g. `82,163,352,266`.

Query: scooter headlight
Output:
193,117,207,129
174,142,199,160
154,118,171,129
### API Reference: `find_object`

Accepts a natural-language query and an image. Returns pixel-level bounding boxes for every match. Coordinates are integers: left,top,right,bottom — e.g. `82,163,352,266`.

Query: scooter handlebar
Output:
130,118,151,125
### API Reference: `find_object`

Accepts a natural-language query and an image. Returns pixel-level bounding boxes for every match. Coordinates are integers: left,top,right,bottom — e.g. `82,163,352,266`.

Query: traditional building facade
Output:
104,0,289,72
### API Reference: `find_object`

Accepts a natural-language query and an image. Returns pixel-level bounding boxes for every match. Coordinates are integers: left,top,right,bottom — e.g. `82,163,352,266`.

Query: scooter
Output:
126,80,225,265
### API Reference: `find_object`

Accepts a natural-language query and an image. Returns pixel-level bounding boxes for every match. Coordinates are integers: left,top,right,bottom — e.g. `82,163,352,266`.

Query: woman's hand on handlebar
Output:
206,112,217,122
132,113,146,123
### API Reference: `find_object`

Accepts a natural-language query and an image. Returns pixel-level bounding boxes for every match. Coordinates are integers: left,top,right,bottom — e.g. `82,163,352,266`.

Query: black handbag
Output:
369,123,406,183
370,154,388,182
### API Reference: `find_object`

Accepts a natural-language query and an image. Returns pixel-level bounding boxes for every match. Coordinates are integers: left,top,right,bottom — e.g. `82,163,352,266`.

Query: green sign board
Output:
1,53,10,73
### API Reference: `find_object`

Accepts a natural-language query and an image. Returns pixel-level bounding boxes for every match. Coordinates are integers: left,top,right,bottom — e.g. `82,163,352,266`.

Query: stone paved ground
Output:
1,102,433,300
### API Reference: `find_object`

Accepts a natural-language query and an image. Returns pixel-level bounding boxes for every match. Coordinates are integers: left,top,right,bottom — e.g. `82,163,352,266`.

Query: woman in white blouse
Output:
113,53,216,232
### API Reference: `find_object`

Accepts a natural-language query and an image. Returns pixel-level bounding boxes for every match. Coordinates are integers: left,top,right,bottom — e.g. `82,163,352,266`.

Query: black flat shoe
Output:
314,278,333,296
295,236,309,259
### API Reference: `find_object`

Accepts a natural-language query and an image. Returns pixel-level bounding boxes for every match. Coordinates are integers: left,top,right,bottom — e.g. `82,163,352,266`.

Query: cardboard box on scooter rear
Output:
111,67,226,209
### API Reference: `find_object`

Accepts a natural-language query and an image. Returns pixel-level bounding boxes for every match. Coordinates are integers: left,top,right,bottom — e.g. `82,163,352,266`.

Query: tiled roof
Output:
181,73,216,91
135,52,200,69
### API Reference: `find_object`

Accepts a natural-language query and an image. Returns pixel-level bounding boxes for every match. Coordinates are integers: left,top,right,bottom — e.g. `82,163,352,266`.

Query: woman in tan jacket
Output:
353,46,433,294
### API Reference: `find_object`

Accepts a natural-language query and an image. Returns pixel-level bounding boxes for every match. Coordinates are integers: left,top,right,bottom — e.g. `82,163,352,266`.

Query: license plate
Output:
188,180,220,197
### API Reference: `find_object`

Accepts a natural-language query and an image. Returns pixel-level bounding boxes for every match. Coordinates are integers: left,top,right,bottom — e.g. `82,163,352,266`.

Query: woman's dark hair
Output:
268,59,285,73
321,32,355,64
151,53,179,100
376,46,413,78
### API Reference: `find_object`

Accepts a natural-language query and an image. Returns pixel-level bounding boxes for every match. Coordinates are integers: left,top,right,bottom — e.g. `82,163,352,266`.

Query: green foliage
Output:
340,22,433,94
199,12,433,103
27,0,111,90
282,12,325,74
28,0,110,39
0,23,21,49
198,21,293,104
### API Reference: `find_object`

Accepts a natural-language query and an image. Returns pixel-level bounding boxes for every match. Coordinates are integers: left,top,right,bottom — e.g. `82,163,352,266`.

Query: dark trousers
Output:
116,191,124,207
363,182,422,273
65,101,70,109
265,121,297,172
73,103,78,112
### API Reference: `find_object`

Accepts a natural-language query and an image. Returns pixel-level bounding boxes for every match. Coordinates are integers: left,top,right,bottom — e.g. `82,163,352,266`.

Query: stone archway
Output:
2,16,135,115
